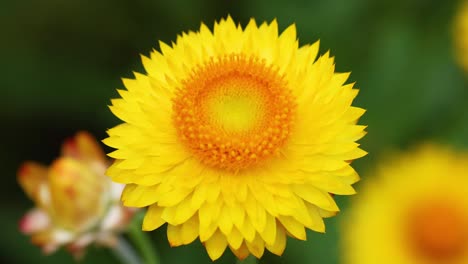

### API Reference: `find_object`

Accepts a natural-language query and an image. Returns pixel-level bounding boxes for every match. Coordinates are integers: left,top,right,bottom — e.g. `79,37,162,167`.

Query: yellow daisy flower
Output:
104,16,366,260
454,1,468,73
343,145,468,264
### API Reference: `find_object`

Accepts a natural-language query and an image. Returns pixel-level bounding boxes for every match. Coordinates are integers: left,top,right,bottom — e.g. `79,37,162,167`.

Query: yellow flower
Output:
105,17,366,260
343,145,468,264
455,1,468,73
18,132,134,257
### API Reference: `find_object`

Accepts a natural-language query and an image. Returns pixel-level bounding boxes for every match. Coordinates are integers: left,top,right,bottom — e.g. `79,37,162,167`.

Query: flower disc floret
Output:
173,54,296,171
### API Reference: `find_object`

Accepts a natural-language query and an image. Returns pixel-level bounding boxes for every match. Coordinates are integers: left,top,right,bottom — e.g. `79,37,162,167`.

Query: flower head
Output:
105,17,366,260
343,145,468,264
18,132,134,257
454,1,468,73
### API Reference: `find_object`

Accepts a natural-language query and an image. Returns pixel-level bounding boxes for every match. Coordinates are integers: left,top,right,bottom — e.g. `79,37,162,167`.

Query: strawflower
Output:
454,1,468,73
343,145,468,264
105,16,366,260
18,131,134,258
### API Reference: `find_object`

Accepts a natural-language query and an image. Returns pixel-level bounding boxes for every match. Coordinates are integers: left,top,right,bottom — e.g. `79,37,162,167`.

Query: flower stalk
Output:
127,212,160,264
112,236,142,264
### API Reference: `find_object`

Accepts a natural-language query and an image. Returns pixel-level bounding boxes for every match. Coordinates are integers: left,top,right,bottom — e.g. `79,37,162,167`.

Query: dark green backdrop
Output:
2,0,467,263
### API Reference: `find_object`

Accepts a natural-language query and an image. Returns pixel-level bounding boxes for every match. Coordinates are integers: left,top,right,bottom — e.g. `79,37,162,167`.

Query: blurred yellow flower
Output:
455,1,468,73
343,145,468,264
18,132,134,257
104,16,366,260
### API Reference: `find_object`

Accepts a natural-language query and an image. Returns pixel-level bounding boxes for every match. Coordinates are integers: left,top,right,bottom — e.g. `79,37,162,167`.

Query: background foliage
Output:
1,0,467,263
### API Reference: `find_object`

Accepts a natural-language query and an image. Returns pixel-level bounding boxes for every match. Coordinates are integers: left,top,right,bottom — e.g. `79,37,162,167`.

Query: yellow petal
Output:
142,205,166,231
234,181,248,202
276,24,298,73
173,194,198,225
167,224,183,246
246,233,265,258
191,180,221,209
226,227,243,249
204,230,228,260
243,197,266,233
180,215,199,245
308,175,357,195
265,224,286,256
199,221,218,242
230,241,251,260
157,187,192,207
304,202,326,233
277,215,306,240
121,184,159,208
228,202,246,230
17,161,49,207
237,217,256,242
198,198,222,229
259,213,277,245
250,183,278,216
218,205,233,235
199,199,222,241
318,207,338,218
293,184,340,212
61,131,106,164
273,194,298,216
289,196,316,230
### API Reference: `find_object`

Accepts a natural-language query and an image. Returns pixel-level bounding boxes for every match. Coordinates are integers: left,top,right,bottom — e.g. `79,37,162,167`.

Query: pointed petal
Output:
259,213,276,245
167,224,183,247
204,230,228,260
17,161,49,206
265,225,286,256
62,131,106,164
218,205,233,235
180,215,199,245
277,215,306,240
226,227,243,249
230,242,251,260
245,233,265,258
142,205,166,231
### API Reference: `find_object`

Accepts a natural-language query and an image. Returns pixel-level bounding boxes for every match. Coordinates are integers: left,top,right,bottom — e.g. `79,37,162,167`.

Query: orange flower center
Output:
406,199,468,261
172,54,296,171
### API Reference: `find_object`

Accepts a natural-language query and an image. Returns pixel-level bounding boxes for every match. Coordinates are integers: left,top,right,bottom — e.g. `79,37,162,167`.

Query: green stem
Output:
112,236,142,264
127,212,160,264
236,255,258,264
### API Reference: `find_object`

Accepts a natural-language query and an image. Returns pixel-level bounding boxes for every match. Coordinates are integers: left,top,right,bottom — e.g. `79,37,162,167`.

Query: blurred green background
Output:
2,0,467,263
